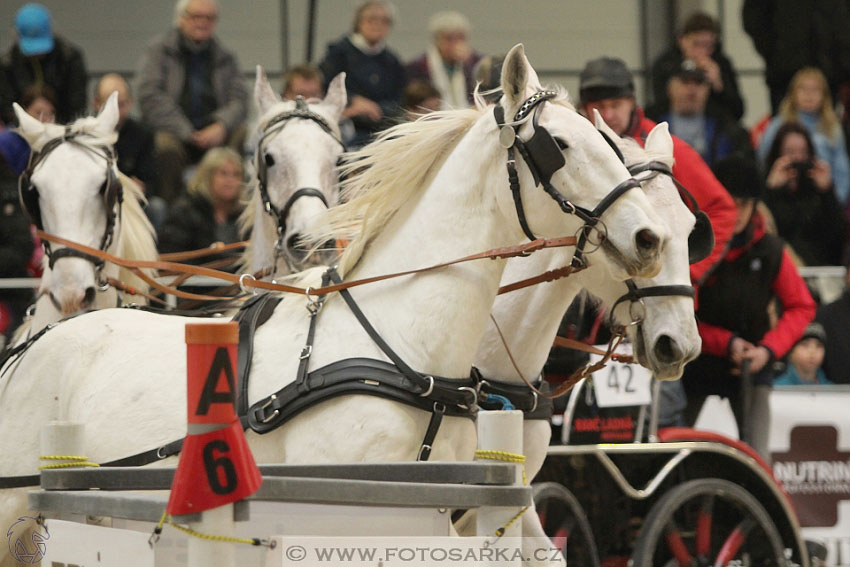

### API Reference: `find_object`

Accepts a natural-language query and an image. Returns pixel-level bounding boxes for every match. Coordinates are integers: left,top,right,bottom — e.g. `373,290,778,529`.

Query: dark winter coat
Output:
650,45,744,121
0,35,88,125
318,36,406,147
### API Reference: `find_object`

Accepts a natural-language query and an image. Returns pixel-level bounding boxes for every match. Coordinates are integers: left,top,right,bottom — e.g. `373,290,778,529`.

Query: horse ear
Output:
13,102,46,146
500,44,542,110
645,121,674,158
593,109,620,141
96,91,120,132
323,73,347,120
255,65,279,115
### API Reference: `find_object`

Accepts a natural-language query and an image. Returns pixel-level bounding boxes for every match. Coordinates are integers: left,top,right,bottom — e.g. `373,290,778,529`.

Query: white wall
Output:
0,0,770,127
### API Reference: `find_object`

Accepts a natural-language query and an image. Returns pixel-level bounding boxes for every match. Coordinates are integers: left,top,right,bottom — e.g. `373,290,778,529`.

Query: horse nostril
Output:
635,229,660,254
653,334,681,364
82,286,96,307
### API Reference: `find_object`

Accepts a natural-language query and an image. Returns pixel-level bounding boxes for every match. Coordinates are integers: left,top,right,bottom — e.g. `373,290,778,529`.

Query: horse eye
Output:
555,137,569,150
264,153,275,167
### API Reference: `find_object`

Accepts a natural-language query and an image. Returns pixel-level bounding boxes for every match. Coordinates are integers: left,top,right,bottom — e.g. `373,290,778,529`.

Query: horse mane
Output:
115,173,158,292
306,106,486,276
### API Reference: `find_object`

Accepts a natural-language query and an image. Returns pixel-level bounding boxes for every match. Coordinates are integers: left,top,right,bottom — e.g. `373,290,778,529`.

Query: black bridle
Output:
254,96,344,264
18,130,124,274
607,160,716,328
494,91,642,269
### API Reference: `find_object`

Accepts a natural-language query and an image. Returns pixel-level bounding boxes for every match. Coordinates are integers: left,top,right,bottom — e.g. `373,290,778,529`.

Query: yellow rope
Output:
474,449,530,538
38,455,100,470
474,450,527,484
149,509,272,548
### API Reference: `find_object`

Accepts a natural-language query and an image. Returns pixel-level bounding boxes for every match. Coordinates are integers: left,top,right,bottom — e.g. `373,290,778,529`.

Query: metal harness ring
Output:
239,273,258,295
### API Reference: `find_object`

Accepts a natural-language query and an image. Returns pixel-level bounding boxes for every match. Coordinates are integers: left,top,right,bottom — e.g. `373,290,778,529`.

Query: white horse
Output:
462,121,701,559
239,67,346,276
10,93,157,339
0,45,669,555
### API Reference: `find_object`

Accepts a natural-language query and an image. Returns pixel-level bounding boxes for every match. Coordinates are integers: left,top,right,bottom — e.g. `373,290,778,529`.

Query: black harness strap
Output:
232,293,284,416
494,105,537,241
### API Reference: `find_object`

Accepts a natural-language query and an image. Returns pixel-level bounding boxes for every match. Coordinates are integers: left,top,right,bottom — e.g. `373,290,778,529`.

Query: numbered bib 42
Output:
589,344,652,408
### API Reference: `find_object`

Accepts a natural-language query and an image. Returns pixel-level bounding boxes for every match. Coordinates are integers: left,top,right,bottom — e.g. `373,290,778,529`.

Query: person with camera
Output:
757,67,850,207
763,121,848,266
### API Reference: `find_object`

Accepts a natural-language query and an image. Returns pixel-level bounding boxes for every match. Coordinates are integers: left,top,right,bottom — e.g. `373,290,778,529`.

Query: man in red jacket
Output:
577,56,736,285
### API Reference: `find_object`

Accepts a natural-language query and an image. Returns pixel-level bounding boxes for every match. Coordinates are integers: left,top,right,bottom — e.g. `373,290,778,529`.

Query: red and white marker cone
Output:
167,322,262,517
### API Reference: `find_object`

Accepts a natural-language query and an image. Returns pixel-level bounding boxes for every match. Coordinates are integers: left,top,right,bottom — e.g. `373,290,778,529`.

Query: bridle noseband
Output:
494,91,642,269
608,160,716,328
19,130,124,275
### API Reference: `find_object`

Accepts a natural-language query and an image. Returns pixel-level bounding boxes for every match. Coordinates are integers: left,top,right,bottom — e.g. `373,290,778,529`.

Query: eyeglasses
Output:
185,11,218,22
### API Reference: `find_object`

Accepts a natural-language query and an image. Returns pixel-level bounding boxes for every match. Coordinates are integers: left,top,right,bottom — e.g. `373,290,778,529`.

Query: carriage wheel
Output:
630,479,785,567
533,482,601,567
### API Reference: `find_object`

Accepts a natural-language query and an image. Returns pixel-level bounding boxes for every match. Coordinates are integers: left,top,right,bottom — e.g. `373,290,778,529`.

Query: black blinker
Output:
524,126,566,184
688,210,714,264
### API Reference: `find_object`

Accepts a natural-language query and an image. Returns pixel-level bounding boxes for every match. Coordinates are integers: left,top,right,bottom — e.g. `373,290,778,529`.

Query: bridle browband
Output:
19,130,124,274
493,91,642,268
255,96,344,244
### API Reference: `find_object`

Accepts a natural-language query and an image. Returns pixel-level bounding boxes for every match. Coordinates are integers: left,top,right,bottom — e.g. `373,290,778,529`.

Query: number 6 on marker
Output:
202,440,238,495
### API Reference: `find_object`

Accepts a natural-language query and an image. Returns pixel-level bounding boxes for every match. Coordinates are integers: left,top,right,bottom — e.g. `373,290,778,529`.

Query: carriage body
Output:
534,377,810,567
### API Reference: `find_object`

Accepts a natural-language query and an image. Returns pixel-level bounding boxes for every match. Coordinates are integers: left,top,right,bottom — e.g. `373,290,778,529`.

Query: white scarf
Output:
350,33,385,56
426,45,467,109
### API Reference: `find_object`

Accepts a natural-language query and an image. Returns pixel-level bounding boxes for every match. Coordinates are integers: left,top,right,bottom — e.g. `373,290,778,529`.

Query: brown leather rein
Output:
36,230,582,301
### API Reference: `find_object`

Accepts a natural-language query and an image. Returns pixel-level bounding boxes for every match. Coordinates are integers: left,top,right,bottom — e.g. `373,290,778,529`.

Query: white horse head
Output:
493,45,668,279
12,93,156,322
240,66,346,275
590,122,701,379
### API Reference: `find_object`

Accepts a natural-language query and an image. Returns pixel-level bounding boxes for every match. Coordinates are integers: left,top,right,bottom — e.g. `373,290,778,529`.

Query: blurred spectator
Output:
19,83,57,124
815,263,850,384
473,54,503,103
577,56,736,284
93,74,165,230
137,0,248,204
401,80,441,121
282,64,324,100
648,59,753,168
0,3,88,125
681,155,815,458
762,122,848,266
774,322,833,385
0,124,36,345
157,147,244,258
743,0,850,115
650,11,744,121
757,67,850,206
406,11,481,109
318,1,405,149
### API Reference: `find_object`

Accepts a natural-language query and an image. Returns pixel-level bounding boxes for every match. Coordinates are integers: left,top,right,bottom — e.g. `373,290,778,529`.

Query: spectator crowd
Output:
1,1,849,444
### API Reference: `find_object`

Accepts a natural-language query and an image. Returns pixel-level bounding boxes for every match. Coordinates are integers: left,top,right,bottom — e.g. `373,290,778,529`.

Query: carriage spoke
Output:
714,517,756,565
695,495,714,559
663,521,693,567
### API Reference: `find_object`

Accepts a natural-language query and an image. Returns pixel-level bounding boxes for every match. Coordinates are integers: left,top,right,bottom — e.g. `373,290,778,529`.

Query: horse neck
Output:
338,122,517,378
474,250,591,383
